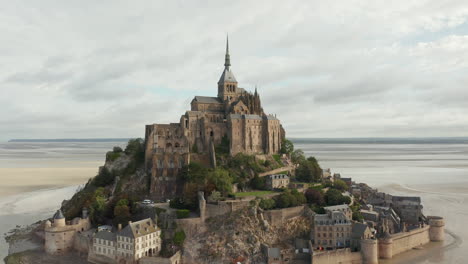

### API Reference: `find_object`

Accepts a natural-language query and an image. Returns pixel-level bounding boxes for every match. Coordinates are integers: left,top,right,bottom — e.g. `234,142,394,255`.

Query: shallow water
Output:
0,139,467,263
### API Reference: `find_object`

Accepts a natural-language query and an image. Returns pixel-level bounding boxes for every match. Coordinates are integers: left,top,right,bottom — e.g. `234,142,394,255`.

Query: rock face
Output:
183,206,311,263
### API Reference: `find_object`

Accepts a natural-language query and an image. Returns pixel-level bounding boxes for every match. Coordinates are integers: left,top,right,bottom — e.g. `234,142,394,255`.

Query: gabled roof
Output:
118,218,158,239
95,231,117,241
192,96,223,104
351,223,369,238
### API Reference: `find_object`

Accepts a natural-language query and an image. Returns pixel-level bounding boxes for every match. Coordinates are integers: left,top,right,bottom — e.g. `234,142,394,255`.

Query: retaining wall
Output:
312,248,362,264
263,205,305,226
387,225,430,257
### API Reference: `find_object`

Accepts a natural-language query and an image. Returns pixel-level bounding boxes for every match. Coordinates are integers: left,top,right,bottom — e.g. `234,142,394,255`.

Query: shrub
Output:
92,167,115,187
250,175,266,190
259,198,276,210
280,139,294,154
305,188,325,205
176,209,190,219
334,179,349,192
325,188,351,206
106,151,121,162
173,230,186,246
113,146,123,153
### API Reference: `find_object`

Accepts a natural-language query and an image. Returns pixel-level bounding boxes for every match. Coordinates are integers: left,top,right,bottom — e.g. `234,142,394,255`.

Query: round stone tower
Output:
361,239,378,264
378,232,393,259
428,216,445,242
53,210,66,227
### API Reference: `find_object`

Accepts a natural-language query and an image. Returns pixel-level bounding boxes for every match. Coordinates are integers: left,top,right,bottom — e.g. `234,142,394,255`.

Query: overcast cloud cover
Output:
1,0,468,141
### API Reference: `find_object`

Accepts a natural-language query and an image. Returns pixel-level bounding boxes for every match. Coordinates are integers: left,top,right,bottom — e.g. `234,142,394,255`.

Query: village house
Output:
324,204,353,220
90,218,161,264
312,210,352,249
265,174,290,190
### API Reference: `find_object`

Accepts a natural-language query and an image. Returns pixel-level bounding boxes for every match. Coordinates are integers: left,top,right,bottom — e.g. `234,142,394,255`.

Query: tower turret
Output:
218,35,238,101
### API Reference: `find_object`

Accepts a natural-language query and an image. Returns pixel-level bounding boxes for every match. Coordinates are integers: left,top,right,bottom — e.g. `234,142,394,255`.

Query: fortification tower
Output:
428,216,445,241
378,232,393,259
360,239,378,264
52,209,66,227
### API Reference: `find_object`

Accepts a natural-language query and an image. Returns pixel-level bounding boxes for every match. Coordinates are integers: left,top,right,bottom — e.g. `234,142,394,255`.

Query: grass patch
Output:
234,191,274,197
309,184,324,190
272,154,282,165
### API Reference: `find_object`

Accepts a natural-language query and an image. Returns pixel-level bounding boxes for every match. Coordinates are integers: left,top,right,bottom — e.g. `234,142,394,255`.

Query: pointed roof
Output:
53,209,65,219
218,35,237,84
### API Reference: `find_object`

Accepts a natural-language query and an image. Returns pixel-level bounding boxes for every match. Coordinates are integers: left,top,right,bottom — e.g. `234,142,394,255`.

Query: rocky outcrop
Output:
183,205,311,263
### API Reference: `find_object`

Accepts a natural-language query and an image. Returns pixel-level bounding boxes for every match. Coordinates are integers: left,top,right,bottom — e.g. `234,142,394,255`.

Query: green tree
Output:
291,149,306,164
276,193,291,208
207,168,233,195
93,167,115,187
325,189,351,206
296,157,322,183
250,174,266,190
259,198,276,210
124,138,145,165
280,139,294,154
334,179,348,192
305,188,325,205
113,201,131,227
113,146,123,153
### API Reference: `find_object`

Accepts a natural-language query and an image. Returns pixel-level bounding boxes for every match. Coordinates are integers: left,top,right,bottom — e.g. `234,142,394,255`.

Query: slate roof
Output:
351,223,369,239
268,174,289,180
218,68,237,83
95,231,117,241
229,114,263,120
324,204,350,211
118,218,158,239
53,210,65,219
244,114,262,120
193,96,223,104
266,115,278,120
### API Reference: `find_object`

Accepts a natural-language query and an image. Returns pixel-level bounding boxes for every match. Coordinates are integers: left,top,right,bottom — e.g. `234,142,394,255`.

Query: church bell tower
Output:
218,36,238,101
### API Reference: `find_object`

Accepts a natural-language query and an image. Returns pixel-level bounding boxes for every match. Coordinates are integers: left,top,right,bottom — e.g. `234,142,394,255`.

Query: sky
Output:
1,0,468,141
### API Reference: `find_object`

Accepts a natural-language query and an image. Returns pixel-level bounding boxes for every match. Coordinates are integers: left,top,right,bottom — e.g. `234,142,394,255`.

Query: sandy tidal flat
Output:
0,166,100,197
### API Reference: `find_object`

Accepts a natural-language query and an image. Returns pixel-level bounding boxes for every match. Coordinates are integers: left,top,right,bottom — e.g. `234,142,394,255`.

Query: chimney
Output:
118,224,122,231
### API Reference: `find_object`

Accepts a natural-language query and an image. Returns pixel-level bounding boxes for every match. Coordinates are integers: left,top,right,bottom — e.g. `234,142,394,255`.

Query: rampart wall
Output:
312,248,362,264
139,251,182,264
263,205,306,226
385,225,430,257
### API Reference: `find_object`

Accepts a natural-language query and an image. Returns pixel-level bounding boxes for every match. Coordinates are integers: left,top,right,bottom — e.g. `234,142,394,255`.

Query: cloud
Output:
1,0,468,140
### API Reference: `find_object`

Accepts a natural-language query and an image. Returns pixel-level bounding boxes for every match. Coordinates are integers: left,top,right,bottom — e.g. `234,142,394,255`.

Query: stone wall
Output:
263,205,305,226
139,251,182,264
205,199,252,219
174,218,205,238
73,232,90,254
312,248,362,264
386,225,430,257
259,166,293,177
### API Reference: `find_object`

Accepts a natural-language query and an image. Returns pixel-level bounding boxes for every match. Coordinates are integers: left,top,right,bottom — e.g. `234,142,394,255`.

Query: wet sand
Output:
0,167,100,198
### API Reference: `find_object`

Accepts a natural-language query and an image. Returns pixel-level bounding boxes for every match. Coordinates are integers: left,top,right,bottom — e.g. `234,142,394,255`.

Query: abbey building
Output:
144,38,284,200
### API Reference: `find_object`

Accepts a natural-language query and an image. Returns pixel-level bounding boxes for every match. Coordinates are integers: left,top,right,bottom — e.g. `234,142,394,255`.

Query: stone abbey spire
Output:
224,35,231,69
218,35,237,100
